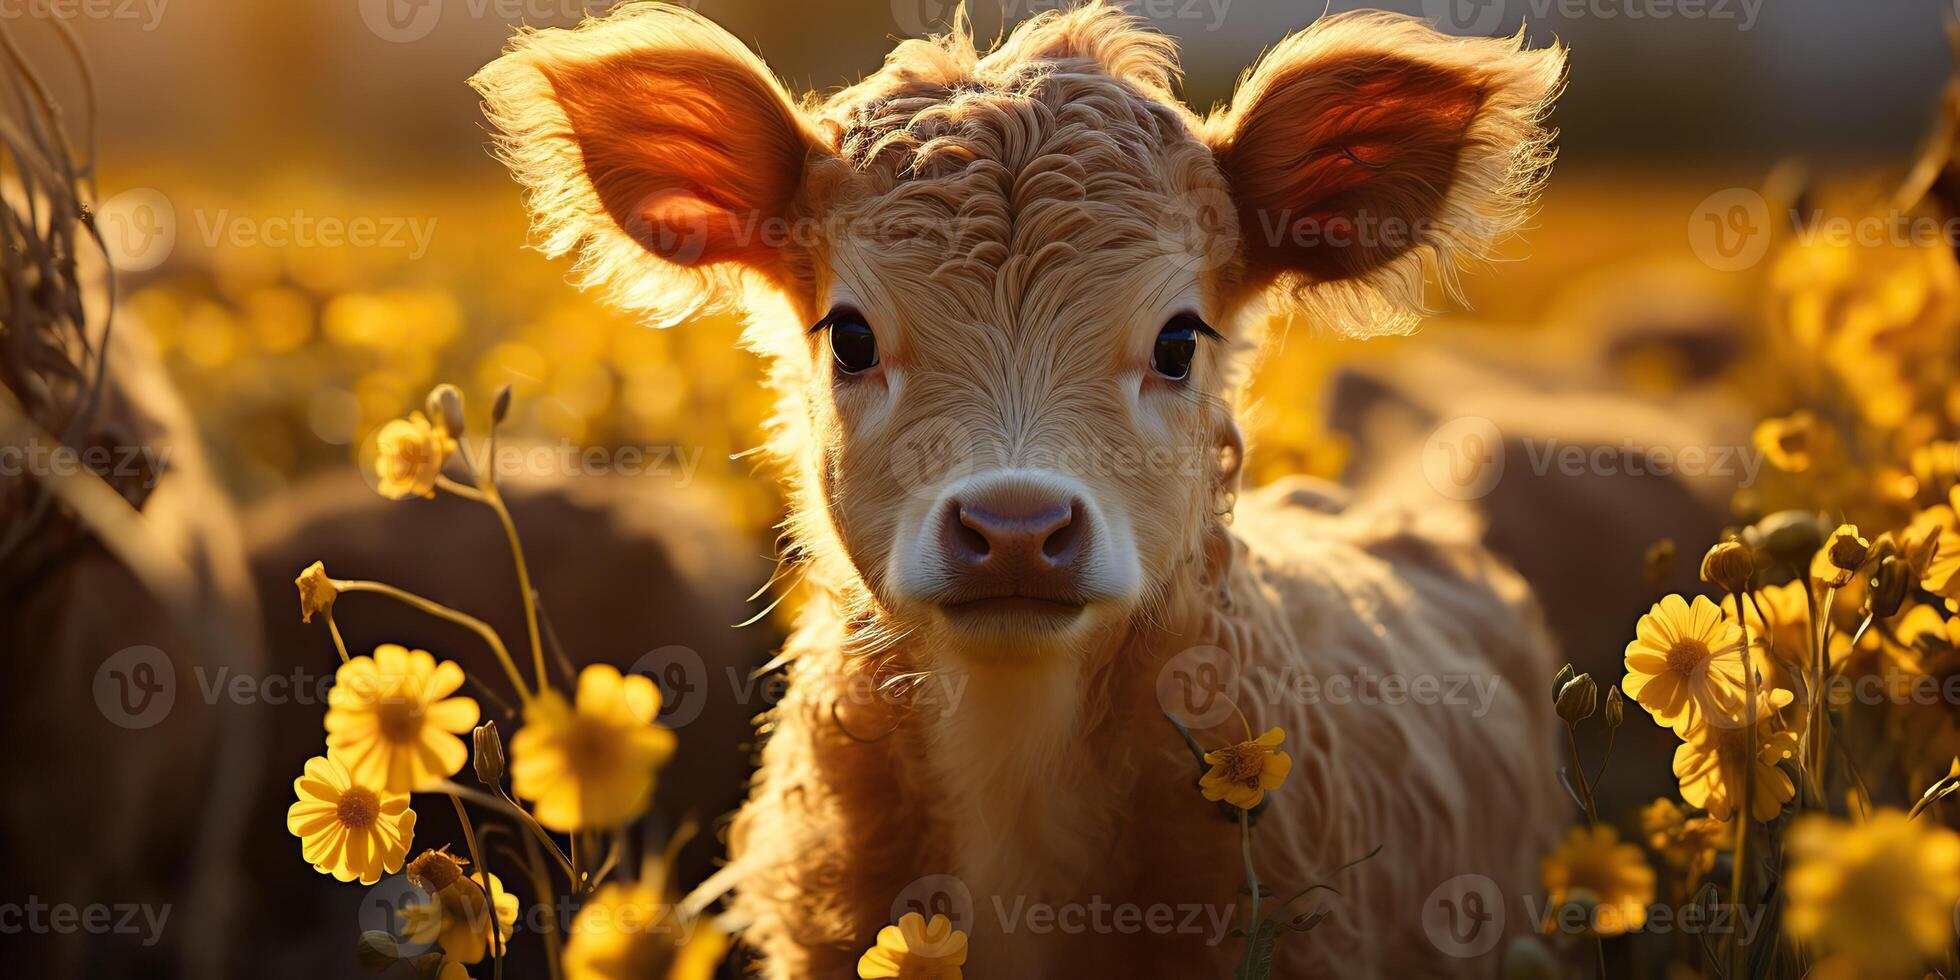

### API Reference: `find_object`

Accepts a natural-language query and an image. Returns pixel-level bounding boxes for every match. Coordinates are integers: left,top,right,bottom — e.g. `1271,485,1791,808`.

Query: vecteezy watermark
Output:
1155,646,1507,732
1421,417,1766,500
0,897,171,946
1424,0,1764,34
94,645,175,730
1689,188,1960,272
355,432,707,496
95,187,438,272
892,875,1235,945
0,438,173,488
94,649,477,729
890,0,1234,39
0,0,168,31
1422,875,1768,958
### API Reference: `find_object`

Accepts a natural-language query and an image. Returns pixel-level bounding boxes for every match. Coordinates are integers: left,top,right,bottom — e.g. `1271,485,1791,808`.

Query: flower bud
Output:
1604,685,1624,729
491,384,512,425
407,847,467,894
355,931,400,973
1556,672,1597,726
474,720,505,787
1700,541,1754,594
1753,510,1826,574
1552,663,1576,704
1827,523,1870,573
425,383,465,439
295,561,338,624
1868,555,1910,620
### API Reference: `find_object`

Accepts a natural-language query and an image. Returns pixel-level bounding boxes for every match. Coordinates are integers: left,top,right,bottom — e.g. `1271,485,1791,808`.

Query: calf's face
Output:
473,2,1563,663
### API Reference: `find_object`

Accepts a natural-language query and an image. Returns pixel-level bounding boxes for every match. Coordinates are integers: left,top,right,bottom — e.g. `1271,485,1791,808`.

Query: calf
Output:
474,3,1566,974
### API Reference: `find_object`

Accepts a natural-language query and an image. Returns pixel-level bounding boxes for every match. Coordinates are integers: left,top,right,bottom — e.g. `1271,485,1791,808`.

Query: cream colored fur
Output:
473,3,1566,975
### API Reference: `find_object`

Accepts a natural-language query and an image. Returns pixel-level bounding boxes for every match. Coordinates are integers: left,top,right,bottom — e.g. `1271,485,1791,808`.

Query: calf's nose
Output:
935,481,1088,600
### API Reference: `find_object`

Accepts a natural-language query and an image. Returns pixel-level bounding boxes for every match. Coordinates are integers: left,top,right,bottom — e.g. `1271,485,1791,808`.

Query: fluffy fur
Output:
473,3,1566,976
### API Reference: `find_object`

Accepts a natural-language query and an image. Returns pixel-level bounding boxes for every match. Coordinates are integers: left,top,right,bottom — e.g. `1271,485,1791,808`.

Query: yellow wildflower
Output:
399,848,519,966
326,645,480,793
286,754,416,885
1753,411,1831,473
1622,594,1748,735
1673,690,1802,823
510,664,675,831
374,411,457,499
561,872,726,980
1539,825,1656,937
1785,810,1960,976
1907,505,1960,600
1199,726,1293,810
1639,797,1727,884
857,913,968,980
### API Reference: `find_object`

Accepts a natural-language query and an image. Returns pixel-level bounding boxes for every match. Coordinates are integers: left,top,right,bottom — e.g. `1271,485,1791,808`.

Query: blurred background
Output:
9,0,1960,976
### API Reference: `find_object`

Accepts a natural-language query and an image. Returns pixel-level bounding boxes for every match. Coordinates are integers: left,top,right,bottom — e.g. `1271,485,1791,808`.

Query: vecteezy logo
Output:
891,874,975,936
1688,188,1772,273
95,188,176,273
94,645,175,730
360,0,443,43
1421,416,1505,501
889,0,961,39
1422,0,1506,34
1422,874,1505,958
1155,645,1240,731
359,874,439,955
628,646,707,728
889,415,981,502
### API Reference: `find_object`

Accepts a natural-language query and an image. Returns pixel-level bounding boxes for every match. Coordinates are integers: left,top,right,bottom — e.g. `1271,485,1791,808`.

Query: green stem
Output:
1566,723,1599,826
334,579,533,703
1238,807,1260,969
437,780,575,885
1732,588,1754,978
449,793,502,980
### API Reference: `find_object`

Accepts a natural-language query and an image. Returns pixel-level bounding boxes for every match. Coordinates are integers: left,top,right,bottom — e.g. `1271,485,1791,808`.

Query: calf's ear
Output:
1205,13,1565,336
470,4,828,324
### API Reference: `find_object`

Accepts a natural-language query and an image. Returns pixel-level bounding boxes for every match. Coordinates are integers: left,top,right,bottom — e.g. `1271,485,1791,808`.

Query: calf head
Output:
473,2,1563,667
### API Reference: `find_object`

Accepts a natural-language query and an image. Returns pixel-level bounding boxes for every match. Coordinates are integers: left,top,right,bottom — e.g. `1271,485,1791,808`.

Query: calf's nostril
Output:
952,504,992,560
1041,502,1084,562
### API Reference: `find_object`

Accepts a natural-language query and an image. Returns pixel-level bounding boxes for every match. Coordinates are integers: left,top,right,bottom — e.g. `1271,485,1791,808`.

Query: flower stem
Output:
438,780,576,884
1566,723,1599,827
482,464,552,689
334,579,534,703
1731,588,1754,978
324,610,350,664
1238,807,1260,971
449,792,503,980
1813,585,1837,803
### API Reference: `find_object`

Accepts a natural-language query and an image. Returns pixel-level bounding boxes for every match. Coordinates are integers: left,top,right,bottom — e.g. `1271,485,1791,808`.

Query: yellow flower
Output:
1753,411,1831,473
1539,825,1656,937
1673,690,1802,823
374,411,457,499
295,560,338,623
400,848,519,965
857,913,968,980
1622,594,1748,735
561,872,728,980
1785,810,1960,976
326,645,480,793
510,664,675,831
1199,726,1293,810
286,754,416,885
1639,797,1727,884
1907,505,1960,600
1887,607,1960,777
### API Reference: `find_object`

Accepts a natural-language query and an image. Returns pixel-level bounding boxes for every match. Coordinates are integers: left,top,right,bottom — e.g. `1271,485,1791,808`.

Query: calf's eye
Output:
825,309,879,374
1152,313,1213,381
